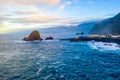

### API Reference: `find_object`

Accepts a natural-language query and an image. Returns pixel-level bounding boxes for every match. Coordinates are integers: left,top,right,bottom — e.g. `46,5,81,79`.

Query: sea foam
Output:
88,41,120,51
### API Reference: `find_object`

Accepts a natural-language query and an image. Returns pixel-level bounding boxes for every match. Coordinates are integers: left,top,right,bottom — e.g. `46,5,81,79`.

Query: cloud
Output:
59,5,66,10
0,14,83,26
15,10,39,14
88,0,94,4
105,14,115,17
0,10,87,26
58,1,71,10
11,15,70,24
63,23,79,27
0,0,86,33
0,0,61,6
66,1,72,5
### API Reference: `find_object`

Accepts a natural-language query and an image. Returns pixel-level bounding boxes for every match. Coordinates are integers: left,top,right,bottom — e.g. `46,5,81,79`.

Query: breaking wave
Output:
88,41,120,51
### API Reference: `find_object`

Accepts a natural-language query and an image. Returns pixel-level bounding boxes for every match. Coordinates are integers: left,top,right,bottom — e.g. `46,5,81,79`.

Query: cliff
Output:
90,13,120,35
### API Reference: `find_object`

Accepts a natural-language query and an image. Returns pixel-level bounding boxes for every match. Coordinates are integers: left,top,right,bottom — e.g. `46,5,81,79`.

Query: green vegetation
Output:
90,13,120,35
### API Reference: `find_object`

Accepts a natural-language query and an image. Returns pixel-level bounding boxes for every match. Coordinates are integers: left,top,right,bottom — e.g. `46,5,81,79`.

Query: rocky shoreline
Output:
23,30,120,45
60,36,120,44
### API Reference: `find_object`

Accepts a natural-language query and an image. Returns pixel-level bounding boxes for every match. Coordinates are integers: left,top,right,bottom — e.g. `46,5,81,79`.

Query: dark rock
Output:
76,33,80,35
23,30,42,41
69,36,120,44
45,36,54,40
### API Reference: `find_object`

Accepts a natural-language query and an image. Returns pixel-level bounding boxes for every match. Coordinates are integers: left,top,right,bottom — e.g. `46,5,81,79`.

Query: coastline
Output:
60,36,120,45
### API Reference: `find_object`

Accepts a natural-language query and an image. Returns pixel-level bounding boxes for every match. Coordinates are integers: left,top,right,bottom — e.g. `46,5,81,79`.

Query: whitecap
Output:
88,41,120,51
12,40,26,43
37,67,45,75
43,39,60,42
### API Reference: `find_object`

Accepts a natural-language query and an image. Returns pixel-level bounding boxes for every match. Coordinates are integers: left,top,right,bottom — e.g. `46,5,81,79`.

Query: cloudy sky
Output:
0,0,120,34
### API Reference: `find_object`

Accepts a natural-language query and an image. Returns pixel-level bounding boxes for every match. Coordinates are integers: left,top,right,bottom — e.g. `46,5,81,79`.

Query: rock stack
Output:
23,30,42,41
45,36,54,40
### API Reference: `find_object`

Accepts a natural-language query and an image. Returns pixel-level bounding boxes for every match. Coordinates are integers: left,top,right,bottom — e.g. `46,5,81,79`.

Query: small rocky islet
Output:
23,30,43,41
45,36,54,40
23,30,54,41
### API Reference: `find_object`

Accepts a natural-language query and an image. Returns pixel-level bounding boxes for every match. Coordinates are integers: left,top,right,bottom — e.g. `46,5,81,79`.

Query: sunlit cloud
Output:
15,10,39,14
12,15,67,23
0,0,119,34
0,0,61,6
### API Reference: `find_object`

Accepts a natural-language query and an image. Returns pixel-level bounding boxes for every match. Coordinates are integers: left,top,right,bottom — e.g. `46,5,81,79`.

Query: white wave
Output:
12,40,42,43
43,39,60,42
12,40,26,43
88,41,120,51
37,67,45,75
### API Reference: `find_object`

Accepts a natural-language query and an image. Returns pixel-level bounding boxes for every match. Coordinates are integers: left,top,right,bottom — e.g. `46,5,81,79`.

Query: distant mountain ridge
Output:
0,21,98,40
90,13,120,35
39,21,98,38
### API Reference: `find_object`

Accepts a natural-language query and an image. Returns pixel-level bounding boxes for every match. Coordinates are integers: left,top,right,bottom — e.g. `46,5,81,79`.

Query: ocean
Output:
0,40,120,80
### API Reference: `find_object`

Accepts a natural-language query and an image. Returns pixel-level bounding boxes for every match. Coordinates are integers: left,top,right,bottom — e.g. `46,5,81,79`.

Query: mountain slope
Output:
90,13,120,35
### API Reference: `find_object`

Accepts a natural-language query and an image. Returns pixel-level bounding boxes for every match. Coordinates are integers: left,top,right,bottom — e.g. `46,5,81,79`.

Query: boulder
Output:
23,30,42,41
45,36,54,40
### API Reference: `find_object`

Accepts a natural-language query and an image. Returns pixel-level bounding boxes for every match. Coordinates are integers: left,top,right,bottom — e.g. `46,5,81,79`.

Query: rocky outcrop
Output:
23,30,42,41
69,36,120,44
45,36,54,40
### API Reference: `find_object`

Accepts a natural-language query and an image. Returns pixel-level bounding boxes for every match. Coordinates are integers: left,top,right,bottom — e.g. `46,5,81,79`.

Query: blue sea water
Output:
0,40,120,80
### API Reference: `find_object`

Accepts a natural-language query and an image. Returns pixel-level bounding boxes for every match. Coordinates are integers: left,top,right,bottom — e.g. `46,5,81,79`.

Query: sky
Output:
0,0,120,34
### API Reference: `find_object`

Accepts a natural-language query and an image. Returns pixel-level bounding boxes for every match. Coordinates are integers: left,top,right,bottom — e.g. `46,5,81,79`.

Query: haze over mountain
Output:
90,13,120,35
39,21,98,38
0,21,98,41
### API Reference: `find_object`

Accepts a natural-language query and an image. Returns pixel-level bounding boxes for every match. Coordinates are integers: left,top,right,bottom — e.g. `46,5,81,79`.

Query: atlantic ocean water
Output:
0,40,120,80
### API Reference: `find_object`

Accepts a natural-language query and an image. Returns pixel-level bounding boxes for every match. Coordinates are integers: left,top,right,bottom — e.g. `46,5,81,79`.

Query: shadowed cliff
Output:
90,13,120,35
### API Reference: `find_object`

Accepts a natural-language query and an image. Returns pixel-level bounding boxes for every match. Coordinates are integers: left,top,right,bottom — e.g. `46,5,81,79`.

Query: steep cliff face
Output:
23,30,42,41
90,13,120,35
